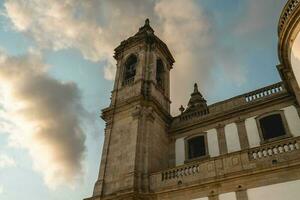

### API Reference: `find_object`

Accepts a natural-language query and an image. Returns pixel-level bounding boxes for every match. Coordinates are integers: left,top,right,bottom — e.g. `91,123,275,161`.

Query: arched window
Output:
156,59,165,90
123,54,137,85
256,111,291,142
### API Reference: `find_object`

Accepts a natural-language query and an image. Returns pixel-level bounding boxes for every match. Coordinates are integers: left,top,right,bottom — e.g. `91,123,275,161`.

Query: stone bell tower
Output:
89,19,175,200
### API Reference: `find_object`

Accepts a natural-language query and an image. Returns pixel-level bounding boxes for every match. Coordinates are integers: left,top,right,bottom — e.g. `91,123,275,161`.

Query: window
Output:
156,59,165,90
123,54,137,85
185,135,208,161
256,111,291,143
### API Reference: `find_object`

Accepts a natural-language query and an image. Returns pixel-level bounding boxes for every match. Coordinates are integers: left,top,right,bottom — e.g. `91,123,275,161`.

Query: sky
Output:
0,0,299,200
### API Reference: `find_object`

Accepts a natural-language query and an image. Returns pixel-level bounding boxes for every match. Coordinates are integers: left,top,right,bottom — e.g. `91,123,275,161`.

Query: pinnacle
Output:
145,18,150,26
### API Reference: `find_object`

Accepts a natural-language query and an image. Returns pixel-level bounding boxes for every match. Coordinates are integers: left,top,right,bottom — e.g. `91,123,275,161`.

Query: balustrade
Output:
279,0,300,35
245,82,284,102
249,139,300,160
161,164,200,181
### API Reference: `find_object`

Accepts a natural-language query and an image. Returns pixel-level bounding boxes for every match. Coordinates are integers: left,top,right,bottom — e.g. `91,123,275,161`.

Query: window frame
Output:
255,110,292,144
184,133,209,163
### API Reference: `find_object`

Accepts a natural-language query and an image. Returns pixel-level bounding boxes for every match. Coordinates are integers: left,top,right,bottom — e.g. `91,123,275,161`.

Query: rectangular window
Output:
259,114,286,140
187,136,206,159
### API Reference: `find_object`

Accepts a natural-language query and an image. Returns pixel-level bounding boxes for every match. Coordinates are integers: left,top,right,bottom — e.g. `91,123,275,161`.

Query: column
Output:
217,124,228,155
236,190,248,200
235,119,250,149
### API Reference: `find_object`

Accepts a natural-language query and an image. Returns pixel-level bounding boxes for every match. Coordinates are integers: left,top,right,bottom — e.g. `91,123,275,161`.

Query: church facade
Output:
85,1,300,199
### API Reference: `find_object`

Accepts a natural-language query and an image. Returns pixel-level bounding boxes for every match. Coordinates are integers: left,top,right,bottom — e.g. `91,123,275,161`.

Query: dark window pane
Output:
156,59,164,90
124,55,137,81
259,114,286,140
188,136,206,159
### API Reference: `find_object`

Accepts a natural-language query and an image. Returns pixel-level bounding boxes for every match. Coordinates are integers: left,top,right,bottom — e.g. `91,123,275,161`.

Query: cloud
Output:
0,153,16,168
3,0,155,80
155,0,215,112
0,52,86,188
234,0,285,35
0,185,4,195
3,0,248,114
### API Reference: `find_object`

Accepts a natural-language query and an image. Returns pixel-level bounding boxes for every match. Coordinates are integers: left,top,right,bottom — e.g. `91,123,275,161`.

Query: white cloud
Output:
155,0,215,113
3,0,249,114
0,153,16,168
0,185,4,195
0,52,86,188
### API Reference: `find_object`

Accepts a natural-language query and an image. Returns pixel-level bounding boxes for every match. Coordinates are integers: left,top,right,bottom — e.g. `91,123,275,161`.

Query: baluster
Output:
273,147,278,154
258,151,262,158
197,165,201,172
289,143,295,151
193,166,197,174
284,144,289,152
252,152,257,159
295,142,299,150
278,146,284,153
268,149,273,156
263,149,268,157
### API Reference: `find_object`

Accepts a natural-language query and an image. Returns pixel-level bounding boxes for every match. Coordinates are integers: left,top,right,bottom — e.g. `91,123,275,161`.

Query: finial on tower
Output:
145,18,150,26
194,83,199,93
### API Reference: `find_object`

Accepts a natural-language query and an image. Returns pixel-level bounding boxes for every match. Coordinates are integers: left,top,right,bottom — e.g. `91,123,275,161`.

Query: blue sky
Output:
0,0,292,200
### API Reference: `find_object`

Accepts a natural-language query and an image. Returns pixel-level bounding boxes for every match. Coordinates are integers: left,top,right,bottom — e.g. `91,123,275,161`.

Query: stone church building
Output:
86,1,300,199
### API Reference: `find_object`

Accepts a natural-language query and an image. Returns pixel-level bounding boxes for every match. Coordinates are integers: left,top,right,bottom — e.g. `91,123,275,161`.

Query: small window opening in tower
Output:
187,136,206,159
123,54,137,85
259,114,286,140
156,59,165,90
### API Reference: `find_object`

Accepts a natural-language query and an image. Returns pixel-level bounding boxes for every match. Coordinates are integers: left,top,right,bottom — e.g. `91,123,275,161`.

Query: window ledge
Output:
260,134,293,145
184,155,210,164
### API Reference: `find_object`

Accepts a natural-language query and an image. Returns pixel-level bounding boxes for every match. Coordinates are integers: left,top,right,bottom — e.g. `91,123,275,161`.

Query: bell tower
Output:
90,19,175,199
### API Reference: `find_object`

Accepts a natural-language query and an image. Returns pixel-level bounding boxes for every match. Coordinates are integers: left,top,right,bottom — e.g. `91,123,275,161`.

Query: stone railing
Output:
278,0,300,36
161,163,201,181
244,82,284,103
175,82,286,123
248,137,300,160
150,136,300,192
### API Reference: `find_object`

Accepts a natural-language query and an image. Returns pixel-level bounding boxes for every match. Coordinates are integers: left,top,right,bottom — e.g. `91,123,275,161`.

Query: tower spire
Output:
145,18,150,26
194,83,199,93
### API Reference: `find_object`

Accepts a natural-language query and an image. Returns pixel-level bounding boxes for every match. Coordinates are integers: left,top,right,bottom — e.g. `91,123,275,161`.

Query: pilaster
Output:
235,189,248,200
216,124,228,155
235,118,249,150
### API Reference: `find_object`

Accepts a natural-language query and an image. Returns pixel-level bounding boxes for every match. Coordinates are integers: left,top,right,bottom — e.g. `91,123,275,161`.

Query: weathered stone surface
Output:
85,4,300,198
